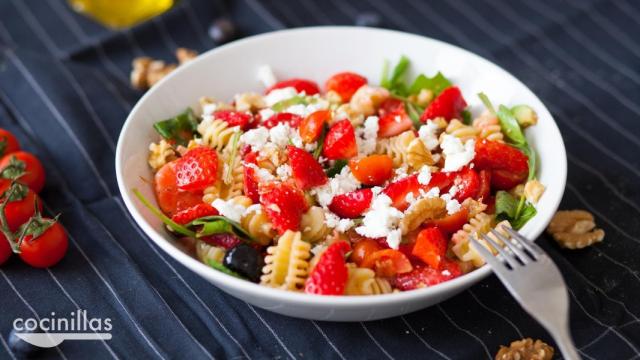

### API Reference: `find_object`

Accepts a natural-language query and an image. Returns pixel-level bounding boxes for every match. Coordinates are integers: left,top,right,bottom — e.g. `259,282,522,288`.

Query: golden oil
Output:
68,0,174,29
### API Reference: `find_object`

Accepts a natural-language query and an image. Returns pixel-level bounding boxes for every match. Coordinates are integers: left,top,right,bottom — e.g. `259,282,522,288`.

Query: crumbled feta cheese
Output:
417,165,432,185
386,229,403,250
418,121,440,150
393,164,409,180
245,163,275,182
311,244,327,256
311,166,361,207
371,186,383,195
355,194,405,249
448,185,459,197
269,123,293,147
324,212,355,232
440,194,462,215
355,116,380,156
404,192,417,205
264,87,297,106
276,164,292,180
304,142,317,152
285,104,307,117
211,198,247,222
441,135,475,172
257,65,277,88
259,108,275,121
202,103,218,116
245,204,262,215
241,127,270,152
442,269,451,276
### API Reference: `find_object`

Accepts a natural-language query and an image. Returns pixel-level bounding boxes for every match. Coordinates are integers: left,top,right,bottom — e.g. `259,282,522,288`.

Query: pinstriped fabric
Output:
0,0,639,359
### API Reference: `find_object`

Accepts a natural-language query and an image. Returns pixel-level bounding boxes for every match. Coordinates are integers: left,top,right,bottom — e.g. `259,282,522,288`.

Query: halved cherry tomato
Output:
154,161,204,217
349,239,382,267
412,227,448,269
349,155,393,186
0,182,42,231
424,208,469,235
0,129,20,157
19,220,68,268
325,72,367,102
0,233,11,265
266,78,320,95
299,110,330,143
0,151,46,193
362,249,413,277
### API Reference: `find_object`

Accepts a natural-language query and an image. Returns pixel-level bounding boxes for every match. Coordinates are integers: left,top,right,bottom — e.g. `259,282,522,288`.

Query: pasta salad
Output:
136,56,544,295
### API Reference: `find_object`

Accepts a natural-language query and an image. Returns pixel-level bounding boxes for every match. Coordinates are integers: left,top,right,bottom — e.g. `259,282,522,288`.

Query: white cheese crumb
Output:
268,122,294,147
311,244,327,256
371,186,383,195
259,108,275,121
442,269,451,276
311,166,361,207
386,229,403,250
304,142,318,152
393,164,409,180
441,135,475,172
417,165,432,185
240,127,270,152
276,164,292,180
245,163,275,182
285,104,307,117
202,103,218,116
212,198,247,222
245,204,262,215
355,194,404,249
257,65,277,88
440,194,462,215
405,192,417,206
264,87,298,106
324,212,355,232
418,121,440,150
356,116,380,156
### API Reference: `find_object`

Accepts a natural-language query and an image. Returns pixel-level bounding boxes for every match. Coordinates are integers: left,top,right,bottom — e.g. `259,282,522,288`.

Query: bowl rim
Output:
116,26,567,307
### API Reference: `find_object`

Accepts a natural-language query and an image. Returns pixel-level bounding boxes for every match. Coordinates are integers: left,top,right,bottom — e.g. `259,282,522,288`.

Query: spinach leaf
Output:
272,95,307,112
494,191,537,230
380,59,391,88
511,203,537,230
189,215,254,241
409,72,452,96
326,159,348,177
496,105,527,146
153,108,198,146
313,123,329,159
477,92,496,115
405,102,423,128
382,56,411,96
207,259,245,279
461,109,472,125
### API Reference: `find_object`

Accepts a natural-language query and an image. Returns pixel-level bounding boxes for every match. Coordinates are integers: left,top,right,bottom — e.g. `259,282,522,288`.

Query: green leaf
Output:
497,105,527,146
313,124,328,159
326,159,348,178
409,72,452,96
461,109,472,125
511,203,537,230
224,131,242,184
405,102,423,128
153,108,198,146
380,59,391,88
495,191,518,220
188,215,254,242
382,56,411,96
207,259,245,279
477,92,496,115
132,188,196,237
0,156,26,181
515,142,537,181
1,182,28,202
272,95,307,112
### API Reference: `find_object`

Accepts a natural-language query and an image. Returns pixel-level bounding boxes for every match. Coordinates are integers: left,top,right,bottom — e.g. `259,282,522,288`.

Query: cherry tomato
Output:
19,220,68,268
424,208,469,235
349,155,394,186
299,110,330,143
350,238,382,267
154,161,204,217
0,233,11,265
0,151,45,193
0,182,41,231
361,249,413,277
0,129,20,157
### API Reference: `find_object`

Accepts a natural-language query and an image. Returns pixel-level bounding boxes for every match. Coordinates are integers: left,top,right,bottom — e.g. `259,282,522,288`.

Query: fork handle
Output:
550,325,580,360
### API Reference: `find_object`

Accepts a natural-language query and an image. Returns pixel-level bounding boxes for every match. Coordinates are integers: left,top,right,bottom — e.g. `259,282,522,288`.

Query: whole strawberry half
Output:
325,72,367,102
323,119,357,160
260,182,308,234
262,112,304,129
214,110,254,130
175,146,218,192
242,151,261,203
328,188,373,218
377,98,413,138
383,172,454,210
420,86,467,122
287,146,327,190
171,203,218,225
305,241,351,295
474,139,528,190
266,78,320,95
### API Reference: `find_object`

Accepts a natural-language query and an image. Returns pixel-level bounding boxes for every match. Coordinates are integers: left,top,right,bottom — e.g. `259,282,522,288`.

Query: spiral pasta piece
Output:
202,152,244,203
452,212,512,267
441,119,478,143
197,118,240,151
400,197,447,235
195,241,226,264
148,139,176,171
375,130,416,167
241,205,276,246
345,264,393,295
261,231,311,291
473,112,504,142
300,206,331,243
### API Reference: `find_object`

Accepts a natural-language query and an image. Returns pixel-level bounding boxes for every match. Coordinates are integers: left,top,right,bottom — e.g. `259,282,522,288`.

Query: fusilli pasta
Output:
452,212,511,267
197,118,240,150
300,206,331,243
195,240,226,264
400,197,447,234
241,205,276,246
473,111,504,142
261,231,311,291
148,139,176,171
441,119,478,143
375,130,416,168
345,264,393,295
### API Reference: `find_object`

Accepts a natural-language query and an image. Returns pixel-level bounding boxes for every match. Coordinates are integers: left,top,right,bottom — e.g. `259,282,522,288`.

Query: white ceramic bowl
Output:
116,27,566,322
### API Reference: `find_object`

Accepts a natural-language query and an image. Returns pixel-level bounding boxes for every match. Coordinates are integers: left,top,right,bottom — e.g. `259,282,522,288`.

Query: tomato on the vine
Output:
0,182,41,231
0,129,20,157
0,151,46,193
19,220,68,268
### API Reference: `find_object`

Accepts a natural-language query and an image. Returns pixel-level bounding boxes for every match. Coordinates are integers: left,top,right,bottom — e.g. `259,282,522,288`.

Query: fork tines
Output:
470,225,543,269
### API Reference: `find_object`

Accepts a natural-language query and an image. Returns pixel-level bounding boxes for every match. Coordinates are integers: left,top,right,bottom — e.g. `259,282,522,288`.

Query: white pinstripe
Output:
359,323,395,360
365,0,420,34
580,328,612,351
327,0,358,18
246,305,296,360
267,0,305,27
615,0,640,26
299,0,333,24
400,316,450,360
152,17,178,52
0,330,17,360
310,321,347,360
467,290,523,338
46,269,120,359
243,0,286,29
179,1,214,47
436,305,491,359
0,271,68,360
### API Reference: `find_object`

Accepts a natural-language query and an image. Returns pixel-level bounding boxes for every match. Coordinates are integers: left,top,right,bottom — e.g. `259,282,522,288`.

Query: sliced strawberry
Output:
213,110,254,130
175,146,218,192
287,146,327,189
262,112,304,129
322,119,357,160
266,78,320,95
412,227,448,269
477,169,491,201
325,72,367,102
361,249,413,277
260,182,308,234
382,172,454,210
299,110,330,143
377,98,413,138
424,208,469,235
349,155,393,186
420,86,467,122
474,139,528,190
394,261,462,290
305,241,351,295
328,189,373,219
243,151,261,203
154,161,206,217
171,203,218,225
200,234,241,249
451,167,480,202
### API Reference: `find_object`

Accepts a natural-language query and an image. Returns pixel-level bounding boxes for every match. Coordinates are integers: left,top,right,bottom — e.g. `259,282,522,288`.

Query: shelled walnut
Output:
495,338,554,360
547,210,605,249
130,48,198,90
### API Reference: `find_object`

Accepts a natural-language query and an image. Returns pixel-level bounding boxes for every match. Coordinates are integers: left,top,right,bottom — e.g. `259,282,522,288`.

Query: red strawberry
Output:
328,188,373,218
266,78,320,95
325,72,367,102
200,234,242,249
299,110,330,143
171,203,218,225
377,98,413,138
213,110,254,130
305,241,351,295
287,146,327,190
420,86,467,122
476,169,491,201
382,172,454,210
323,119,357,160
262,112,304,129
394,261,462,290
412,227,448,269
243,152,261,203
175,146,218,191
424,208,469,235
474,139,528,190
451,167,480,202
260,182,308,234
154,161,206,217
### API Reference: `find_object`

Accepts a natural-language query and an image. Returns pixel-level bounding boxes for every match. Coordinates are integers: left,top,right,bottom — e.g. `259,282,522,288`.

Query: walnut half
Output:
547,210,605,249
495,338,554,360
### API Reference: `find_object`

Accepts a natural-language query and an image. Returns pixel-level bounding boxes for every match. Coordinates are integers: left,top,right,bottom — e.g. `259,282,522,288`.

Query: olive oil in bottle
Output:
68,0,174,29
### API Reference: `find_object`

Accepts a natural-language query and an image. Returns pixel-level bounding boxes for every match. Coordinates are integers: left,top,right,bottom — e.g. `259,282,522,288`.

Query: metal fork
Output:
470,226,580,360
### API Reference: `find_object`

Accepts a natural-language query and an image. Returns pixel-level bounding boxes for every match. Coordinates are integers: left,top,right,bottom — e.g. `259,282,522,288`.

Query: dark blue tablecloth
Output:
1,0,639,359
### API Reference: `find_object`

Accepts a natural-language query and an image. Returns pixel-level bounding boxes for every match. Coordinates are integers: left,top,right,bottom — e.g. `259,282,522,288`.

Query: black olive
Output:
208,18,237,44
8,326,44,357
223,243,263,283
355,12,382,28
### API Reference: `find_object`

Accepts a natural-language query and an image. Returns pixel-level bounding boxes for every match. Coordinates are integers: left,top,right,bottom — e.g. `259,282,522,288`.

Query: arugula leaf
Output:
409,72,452,96
380,59,391,88
390,56,410,87
272,95,307,112
382,56,411,96
477,92,496,115
496,105,527,146
224,131,242,184
494,191,537,230
461,109,472,125
153,108,198,146
188,215,254,241
132,189,196,237
313,123,329,159
326,159,348,177
405,102,423,128
207,259,245,279
515,142,537,181
511,203,537,229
